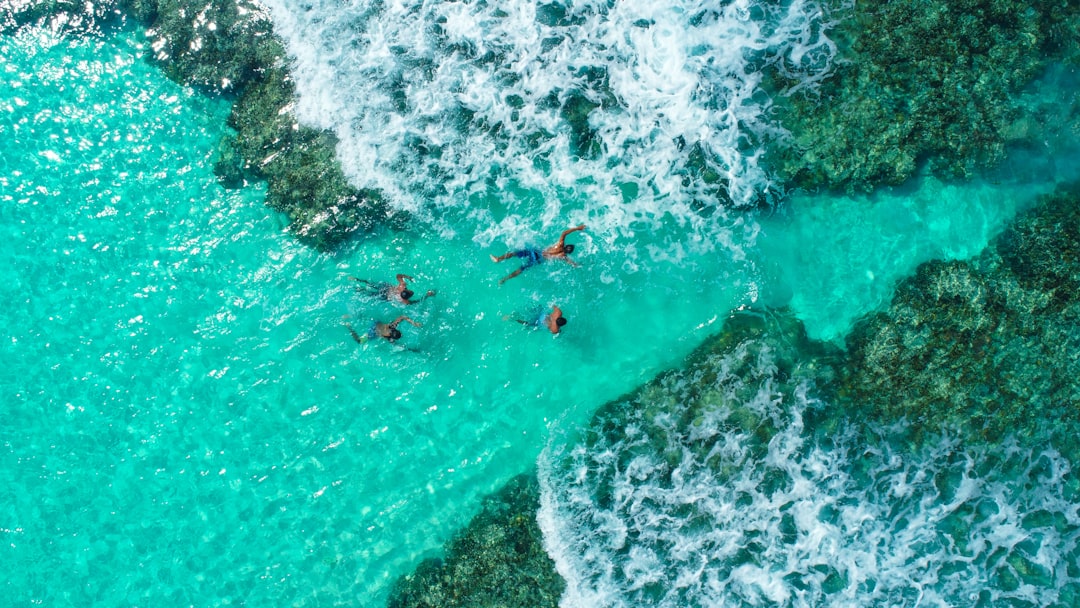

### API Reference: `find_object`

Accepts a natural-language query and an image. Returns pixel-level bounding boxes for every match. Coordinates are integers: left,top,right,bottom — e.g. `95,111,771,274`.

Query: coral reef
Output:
769,0,1080,193
1,0,120,36
387,310,842,608
385,309,844,608
2,0,392,250
389,183,1080,605
843,183,1080,444
386,474,564,608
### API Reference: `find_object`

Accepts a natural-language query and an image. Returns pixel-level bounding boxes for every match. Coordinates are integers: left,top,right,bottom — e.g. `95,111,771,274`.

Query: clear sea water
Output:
2,3,1079,607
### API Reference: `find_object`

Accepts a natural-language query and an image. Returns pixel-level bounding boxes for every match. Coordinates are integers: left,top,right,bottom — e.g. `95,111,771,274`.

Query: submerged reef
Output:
386,474,564,608
771,0,1080,193
386,311,841,608
390,183,1080,605
385,309,844,608
1,0,392,250
843,183,1080,445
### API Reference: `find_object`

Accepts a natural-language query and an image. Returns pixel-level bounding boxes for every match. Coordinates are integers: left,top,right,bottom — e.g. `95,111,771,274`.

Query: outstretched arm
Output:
403,290,437,305
389,315,422,329
556,224,587,247
395,274,414,286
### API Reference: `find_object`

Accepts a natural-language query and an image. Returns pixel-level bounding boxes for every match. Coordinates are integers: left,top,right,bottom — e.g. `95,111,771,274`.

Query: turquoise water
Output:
2,15,1079,608
756,164,1069,342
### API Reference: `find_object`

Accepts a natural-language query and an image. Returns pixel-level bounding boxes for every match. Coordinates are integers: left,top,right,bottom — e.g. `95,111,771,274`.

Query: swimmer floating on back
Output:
490,224,586,284
507,305,567,335
345,315,421,343
349,274,435,305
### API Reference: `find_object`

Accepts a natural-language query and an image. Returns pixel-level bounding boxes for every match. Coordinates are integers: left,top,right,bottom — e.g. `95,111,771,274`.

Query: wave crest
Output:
262,0,839,248
538,336,1080,607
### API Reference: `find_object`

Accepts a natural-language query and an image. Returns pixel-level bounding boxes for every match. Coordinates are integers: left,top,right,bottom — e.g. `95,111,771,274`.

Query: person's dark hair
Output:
564,243,575,254
401,289,414,300
389,328,402,340
556,316,568,327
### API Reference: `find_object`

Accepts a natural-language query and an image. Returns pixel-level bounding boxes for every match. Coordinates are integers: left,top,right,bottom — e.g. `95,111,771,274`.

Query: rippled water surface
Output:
2,8,1078,606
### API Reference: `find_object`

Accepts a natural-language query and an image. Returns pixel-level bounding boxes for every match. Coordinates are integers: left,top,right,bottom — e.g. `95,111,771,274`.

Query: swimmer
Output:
507,305,567,335
349,274,435,305
344,315,421,343
490,224,586,284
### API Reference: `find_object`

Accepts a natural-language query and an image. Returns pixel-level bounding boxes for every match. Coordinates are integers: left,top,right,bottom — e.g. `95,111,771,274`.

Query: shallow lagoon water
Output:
2,14,1078,608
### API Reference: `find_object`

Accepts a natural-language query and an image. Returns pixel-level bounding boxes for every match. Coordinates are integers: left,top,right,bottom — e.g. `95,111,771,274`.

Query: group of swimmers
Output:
344,224,587,345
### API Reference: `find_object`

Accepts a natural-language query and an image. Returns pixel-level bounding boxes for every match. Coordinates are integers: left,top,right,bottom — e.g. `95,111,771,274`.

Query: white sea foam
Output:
260,0,839,252
537,340,1080,607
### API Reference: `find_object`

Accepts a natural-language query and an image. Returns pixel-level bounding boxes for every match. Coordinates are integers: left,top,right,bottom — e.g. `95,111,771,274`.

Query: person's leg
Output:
499,267,526,284
344,323,366,343
493,248,539,263
352,279,392,299
350,277,377,291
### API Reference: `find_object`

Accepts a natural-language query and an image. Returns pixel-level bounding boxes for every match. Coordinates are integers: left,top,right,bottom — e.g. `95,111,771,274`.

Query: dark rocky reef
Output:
388,183,1080,605
770,0,1080,193
843,182,1080,444
386,474,564,608
605,305,844,448
386,310,842,608
2,0,394,250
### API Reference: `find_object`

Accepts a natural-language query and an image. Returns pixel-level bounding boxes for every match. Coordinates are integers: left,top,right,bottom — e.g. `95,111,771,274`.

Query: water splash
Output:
262,0,839,249
538,338,1080,607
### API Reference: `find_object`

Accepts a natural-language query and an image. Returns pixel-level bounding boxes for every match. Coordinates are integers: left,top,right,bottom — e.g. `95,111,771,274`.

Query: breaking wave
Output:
538,337,1080,607
262,0,839,248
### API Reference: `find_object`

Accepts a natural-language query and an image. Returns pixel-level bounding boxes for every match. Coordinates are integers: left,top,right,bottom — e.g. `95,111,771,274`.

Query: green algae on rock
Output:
223,60,392,248
2,0,393,250
386,474,564,608
566,306,845,499
843,183,1080,445
770,0,1080,194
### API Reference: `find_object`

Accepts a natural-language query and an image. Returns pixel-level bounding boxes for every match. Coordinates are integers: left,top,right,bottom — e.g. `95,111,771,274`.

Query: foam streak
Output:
538,344,1080,607
262,0,839,248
